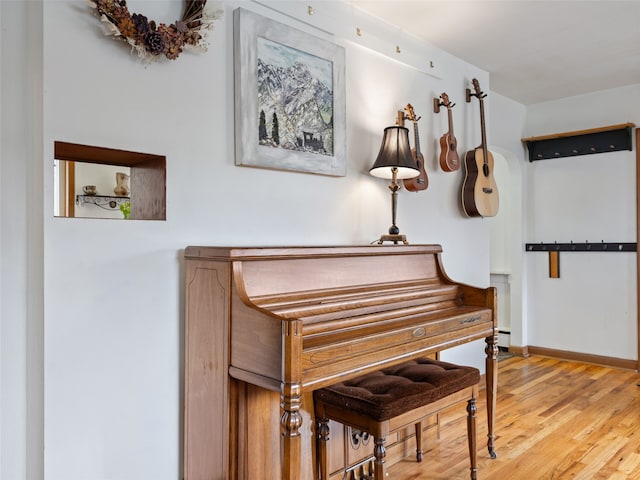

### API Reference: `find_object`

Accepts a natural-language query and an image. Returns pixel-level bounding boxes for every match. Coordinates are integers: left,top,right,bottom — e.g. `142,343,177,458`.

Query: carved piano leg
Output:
281,319,303,480
485,331,499,459
280,388,303,480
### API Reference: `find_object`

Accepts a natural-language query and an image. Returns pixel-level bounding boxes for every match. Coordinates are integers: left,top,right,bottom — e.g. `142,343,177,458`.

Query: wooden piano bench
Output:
313,358,480,480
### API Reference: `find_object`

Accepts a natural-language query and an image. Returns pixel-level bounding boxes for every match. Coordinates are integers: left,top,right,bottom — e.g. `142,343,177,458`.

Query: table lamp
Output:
369,125,419,244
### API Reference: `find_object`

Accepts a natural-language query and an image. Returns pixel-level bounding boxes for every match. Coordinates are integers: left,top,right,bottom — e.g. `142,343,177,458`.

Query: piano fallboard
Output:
302,306,493,389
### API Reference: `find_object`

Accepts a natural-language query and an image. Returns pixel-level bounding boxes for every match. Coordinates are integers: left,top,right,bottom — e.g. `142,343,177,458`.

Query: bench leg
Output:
373,436,387,480
414,421,423,462
467,396,478,480
316,416,330,480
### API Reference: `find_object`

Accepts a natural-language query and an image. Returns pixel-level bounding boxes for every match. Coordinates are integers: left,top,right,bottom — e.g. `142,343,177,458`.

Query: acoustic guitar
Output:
438,93,460,172
403,104,429,192
461,79,499,217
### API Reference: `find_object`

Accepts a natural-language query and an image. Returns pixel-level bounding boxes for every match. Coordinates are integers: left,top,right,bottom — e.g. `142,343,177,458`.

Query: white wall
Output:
524,85,639,359
1,2,44,480
0,1,497,479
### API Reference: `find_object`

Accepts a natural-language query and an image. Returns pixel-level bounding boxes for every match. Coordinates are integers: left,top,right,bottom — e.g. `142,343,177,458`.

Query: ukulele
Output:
461,79,499,217
438,93,460,172
402,104,429,192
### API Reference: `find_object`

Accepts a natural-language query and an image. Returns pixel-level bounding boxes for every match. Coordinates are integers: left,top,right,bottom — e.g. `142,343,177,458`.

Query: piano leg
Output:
485,331,499,459
280,385,302,480
280,388,303,480
281,319,304,480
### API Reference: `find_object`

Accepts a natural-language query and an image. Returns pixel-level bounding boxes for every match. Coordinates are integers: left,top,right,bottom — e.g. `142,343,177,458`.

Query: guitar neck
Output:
413,121,421,156
478,98,488,163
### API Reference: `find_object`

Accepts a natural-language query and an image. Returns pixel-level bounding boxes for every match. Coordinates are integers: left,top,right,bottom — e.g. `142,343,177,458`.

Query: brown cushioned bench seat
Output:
314,357,480,480
314,358,480,420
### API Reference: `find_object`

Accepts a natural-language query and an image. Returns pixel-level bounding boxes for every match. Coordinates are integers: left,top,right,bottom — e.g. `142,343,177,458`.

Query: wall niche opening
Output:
54,141,166,221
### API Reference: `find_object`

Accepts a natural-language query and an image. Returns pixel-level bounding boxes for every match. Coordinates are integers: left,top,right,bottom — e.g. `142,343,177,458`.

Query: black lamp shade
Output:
369,126,419,179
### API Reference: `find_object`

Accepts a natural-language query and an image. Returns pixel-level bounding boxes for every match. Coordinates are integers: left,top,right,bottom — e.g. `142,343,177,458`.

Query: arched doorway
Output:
488,147,526,354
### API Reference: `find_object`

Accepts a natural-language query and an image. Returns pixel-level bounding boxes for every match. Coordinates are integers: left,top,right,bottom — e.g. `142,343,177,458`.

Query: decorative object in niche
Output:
120,201,131,219
83,185,97,195
114,172,130,196
521,123,635,161
87,0,222,61
233,8,346,176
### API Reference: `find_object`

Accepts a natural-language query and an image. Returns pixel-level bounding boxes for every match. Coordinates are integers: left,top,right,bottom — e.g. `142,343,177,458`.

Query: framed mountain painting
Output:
233,8,346,176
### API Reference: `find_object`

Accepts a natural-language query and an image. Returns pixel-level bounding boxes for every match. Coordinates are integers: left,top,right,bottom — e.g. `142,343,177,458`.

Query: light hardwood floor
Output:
387,355,640,479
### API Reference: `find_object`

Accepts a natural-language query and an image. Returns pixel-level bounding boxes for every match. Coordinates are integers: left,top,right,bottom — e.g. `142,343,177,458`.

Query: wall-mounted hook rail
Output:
525,241,636,252
525,241,637,278
521,123,634,162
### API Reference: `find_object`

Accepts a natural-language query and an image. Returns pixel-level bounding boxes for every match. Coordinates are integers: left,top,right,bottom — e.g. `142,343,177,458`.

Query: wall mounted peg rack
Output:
525,241,637,278
521,123,635,162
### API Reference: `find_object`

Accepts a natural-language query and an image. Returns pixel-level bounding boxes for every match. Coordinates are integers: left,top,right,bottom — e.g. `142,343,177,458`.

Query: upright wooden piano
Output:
183,245,497,480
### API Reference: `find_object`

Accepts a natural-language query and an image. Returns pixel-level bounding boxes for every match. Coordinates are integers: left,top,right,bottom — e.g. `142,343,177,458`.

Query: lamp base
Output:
377,234,409,245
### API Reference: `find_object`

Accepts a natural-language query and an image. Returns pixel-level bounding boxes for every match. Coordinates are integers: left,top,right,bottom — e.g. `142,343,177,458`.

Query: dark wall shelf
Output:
522,123,634,162
76,194,129,210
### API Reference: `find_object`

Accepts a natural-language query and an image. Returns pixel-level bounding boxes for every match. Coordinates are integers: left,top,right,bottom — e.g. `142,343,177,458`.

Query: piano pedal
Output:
344,457,375,480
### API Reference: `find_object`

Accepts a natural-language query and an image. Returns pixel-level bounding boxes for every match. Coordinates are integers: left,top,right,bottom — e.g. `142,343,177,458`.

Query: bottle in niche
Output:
114,172,130,196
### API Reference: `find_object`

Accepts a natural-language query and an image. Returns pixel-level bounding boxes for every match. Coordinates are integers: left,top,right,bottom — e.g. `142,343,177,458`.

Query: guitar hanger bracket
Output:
466,87,487,103
434,97,442,113
434,96,456,114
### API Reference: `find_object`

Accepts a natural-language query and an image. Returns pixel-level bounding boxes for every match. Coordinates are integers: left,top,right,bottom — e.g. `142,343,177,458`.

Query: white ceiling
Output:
348,0,640,105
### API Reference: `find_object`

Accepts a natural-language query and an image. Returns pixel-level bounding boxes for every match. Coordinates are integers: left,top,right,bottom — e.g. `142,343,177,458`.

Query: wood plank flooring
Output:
387,355,640,479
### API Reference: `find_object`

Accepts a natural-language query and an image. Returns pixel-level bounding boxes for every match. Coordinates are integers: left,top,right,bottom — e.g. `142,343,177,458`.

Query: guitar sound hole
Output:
483,163,490,177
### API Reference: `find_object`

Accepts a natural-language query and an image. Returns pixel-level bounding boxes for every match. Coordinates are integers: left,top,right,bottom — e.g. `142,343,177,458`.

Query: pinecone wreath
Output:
87,0,222,61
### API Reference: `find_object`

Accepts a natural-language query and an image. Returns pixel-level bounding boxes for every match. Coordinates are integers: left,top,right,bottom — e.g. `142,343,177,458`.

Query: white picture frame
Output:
233,8,346,176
